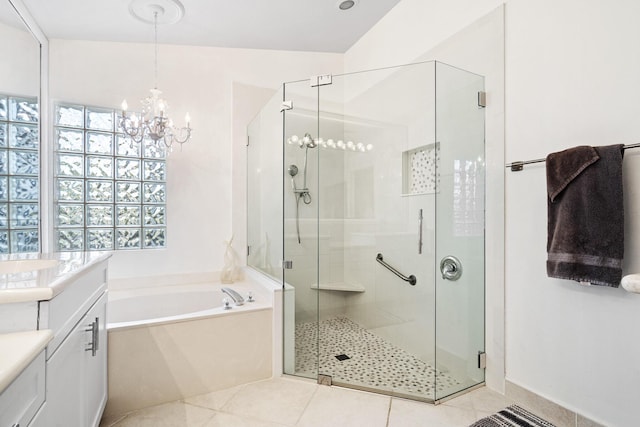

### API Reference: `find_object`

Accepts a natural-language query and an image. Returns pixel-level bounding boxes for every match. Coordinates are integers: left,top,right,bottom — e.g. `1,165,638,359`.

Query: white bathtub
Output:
107,281,271,329
104,274,280,419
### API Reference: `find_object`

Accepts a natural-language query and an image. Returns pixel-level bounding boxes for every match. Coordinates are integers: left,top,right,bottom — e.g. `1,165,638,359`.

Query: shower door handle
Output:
418,209,423,254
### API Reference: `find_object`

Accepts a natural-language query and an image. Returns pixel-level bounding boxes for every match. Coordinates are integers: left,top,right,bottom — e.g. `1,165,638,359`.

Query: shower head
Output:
288,164,299,176
303,133,317,148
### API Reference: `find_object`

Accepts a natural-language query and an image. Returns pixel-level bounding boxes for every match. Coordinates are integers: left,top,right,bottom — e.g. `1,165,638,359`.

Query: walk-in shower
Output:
247,60,485,402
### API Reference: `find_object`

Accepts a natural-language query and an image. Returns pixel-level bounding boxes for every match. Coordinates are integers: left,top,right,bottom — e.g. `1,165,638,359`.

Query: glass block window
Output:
0,94,40,253
54,103,167,251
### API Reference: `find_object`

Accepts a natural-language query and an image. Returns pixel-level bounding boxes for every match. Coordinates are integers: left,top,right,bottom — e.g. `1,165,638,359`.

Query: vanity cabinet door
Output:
85,292,108,427
32,314,85,427
30,292,108,427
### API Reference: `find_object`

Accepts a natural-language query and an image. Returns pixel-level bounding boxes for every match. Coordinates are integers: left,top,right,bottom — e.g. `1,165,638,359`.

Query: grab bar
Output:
375,253,417,286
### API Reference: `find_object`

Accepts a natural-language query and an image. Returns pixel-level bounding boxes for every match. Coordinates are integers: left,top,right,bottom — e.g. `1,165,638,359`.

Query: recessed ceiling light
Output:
337,0,357,11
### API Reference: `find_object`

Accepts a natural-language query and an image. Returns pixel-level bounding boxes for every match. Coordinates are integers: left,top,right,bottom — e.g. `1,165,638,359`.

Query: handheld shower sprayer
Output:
301,133,317,191
303,133,317,148
288,132,317,244
288,164,298,191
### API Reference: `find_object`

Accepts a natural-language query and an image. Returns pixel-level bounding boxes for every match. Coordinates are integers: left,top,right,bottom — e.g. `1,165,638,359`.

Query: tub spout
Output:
221,287,244,306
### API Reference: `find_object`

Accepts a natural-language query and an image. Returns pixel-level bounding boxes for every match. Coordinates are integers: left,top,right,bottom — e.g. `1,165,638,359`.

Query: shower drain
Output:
335,354,351,361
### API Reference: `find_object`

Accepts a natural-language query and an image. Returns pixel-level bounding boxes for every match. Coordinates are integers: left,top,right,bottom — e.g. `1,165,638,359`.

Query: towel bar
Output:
505,143,640,172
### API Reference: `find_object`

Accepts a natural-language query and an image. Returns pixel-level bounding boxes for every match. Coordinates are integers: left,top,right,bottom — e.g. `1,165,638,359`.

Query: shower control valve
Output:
440,255,463,281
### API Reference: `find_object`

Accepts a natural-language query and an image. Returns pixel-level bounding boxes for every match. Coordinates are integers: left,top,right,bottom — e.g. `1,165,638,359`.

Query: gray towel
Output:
546,144,624,287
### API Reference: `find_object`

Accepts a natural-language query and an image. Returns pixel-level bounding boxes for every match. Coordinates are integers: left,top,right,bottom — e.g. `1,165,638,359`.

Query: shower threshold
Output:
327,379,485,404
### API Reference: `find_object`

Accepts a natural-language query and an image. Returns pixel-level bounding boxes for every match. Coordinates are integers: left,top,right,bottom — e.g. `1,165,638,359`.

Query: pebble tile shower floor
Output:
294,317,461,399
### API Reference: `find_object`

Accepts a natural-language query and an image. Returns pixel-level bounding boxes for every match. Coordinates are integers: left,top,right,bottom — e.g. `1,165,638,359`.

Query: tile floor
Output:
295,317,461,399
100,376,515,427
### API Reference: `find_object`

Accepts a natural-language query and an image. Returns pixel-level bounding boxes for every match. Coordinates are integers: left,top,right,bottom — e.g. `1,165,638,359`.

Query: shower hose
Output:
295,190,312,244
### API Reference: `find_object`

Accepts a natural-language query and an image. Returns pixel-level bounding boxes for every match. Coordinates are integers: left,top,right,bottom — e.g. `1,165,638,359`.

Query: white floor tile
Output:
296,386,391,427
388,398,477,427
111,401,215,427
184,384,245,411
203,412,290,427
99,413,127,427
445,386,513,414
470,387,514,414
102,378,514,427
221,377,317,425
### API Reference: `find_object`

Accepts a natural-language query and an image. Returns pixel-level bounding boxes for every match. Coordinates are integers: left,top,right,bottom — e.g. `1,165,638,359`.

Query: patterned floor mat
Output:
469,405,557,427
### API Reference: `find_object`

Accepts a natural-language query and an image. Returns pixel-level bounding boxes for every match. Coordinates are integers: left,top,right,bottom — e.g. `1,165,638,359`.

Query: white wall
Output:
0,19,39,97
505,1,640,426
50,40,342,280
344,0,503,72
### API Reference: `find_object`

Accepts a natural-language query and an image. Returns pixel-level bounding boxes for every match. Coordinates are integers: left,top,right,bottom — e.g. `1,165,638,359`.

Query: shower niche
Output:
247,61,485,402
402,143,441,196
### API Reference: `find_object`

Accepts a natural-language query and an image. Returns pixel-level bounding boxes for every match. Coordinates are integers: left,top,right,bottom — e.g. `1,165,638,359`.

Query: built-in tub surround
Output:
104,270,280,419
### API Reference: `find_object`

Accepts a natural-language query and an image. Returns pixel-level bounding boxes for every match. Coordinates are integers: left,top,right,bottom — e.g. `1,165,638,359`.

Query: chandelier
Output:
120,3,191,150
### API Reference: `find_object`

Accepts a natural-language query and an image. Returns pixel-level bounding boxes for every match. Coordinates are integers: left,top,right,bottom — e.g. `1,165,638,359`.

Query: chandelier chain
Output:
153,11,158,89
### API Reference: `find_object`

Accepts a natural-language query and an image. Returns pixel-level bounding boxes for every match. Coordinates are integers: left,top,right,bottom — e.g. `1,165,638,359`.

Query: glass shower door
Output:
314,63,438,401
434,62,486,400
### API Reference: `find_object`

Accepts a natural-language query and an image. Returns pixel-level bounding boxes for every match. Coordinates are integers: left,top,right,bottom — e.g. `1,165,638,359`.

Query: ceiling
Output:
15,0,403,53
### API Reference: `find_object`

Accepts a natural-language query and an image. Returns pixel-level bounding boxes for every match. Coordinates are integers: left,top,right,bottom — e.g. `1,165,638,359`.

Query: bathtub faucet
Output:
221,287,244,306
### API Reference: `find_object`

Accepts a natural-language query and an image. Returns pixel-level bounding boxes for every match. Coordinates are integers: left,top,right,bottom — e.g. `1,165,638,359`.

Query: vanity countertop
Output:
0,329,53,394
0,252,112,304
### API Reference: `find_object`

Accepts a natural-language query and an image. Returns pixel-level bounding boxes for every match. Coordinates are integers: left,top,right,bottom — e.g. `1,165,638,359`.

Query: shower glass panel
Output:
247,88,284,281
282,80,320,380
249,60,484,403
313,65,438,400
434,62,485,400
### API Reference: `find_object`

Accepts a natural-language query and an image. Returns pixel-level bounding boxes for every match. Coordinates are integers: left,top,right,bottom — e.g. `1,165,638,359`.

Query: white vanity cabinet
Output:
0,331,50,427
84,293,108,427
27,258,110,427
31,293,107,427
0,352,45,427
